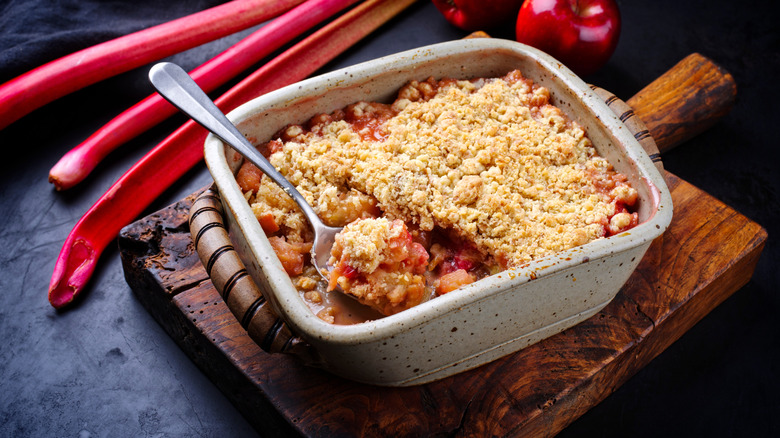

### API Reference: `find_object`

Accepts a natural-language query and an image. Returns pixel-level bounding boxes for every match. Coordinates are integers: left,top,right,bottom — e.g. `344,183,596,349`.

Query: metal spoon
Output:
148,62,340,280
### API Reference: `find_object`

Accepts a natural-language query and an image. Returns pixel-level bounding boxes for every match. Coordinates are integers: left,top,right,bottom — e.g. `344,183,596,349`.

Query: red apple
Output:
515,0,621,76
432,0,525,32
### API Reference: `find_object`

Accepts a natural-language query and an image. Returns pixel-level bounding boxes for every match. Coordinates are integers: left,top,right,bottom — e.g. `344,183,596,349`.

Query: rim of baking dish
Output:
204,38,673,346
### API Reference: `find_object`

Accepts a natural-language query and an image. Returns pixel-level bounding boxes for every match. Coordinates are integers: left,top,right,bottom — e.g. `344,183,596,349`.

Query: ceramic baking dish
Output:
201,38,673,386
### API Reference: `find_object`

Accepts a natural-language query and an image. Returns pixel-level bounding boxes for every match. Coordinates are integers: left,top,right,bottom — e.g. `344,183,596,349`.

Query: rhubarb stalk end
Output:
49,238,98,309
49,148,96,191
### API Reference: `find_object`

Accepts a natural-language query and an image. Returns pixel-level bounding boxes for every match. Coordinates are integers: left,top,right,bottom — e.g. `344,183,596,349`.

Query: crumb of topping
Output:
317,306,338,324
610,212,632,230
452,175,482,205
303,290,322,303
297,277,318,291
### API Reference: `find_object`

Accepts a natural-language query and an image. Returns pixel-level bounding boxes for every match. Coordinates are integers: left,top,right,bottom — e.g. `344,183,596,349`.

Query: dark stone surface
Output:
0,0,777,436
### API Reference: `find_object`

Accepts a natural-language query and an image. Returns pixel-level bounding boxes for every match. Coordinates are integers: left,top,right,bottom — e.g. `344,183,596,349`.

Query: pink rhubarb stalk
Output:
49,0,361,191
0,0,305,131
49,0,418,309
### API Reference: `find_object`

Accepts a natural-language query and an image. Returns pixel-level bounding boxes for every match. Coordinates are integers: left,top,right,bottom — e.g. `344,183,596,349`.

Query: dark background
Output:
1,0,778,436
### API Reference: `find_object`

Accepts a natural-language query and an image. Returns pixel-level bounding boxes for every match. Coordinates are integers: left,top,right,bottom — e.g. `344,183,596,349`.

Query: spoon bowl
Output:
148,62,340,280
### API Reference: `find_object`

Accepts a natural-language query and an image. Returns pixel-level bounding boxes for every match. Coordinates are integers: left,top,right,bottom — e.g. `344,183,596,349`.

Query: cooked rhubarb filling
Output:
236,70,638,324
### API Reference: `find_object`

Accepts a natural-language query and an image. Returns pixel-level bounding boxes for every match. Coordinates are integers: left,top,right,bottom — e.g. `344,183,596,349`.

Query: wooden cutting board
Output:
118,54,767,437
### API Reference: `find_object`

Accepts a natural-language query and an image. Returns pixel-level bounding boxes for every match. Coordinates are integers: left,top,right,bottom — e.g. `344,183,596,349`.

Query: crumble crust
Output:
248,71,637,268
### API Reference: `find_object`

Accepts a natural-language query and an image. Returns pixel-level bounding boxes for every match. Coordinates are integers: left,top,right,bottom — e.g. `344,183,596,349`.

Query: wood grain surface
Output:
627,53,737,153
117,52,764,436
118,172,765,437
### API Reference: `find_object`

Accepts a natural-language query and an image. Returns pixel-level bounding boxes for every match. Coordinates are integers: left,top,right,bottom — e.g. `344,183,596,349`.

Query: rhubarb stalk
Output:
49,0,418,309
49,0,361,191
0,0,305,131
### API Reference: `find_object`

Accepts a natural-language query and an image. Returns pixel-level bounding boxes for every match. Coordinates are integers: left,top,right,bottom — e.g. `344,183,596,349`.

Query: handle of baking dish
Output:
625,53,737,154
189,186,317,362
589,85,665,174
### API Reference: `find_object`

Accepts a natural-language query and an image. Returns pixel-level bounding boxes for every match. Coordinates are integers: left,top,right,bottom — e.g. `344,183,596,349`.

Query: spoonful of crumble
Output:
149,62,341,283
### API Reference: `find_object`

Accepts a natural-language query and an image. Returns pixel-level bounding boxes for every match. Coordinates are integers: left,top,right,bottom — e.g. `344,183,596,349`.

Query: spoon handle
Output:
148,62,321,223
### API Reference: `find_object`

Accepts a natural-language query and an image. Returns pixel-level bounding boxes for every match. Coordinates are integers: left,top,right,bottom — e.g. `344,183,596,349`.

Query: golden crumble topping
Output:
248,71,637,269
238,70,639,321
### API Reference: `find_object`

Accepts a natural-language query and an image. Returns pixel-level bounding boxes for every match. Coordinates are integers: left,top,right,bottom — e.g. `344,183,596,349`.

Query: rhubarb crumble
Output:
236,70,639,323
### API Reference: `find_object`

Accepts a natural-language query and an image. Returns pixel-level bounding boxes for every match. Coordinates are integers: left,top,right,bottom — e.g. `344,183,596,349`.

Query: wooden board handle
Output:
626,53,737,153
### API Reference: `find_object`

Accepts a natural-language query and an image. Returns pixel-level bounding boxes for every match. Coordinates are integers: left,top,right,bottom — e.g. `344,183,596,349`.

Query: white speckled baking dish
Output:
202,38,673,386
